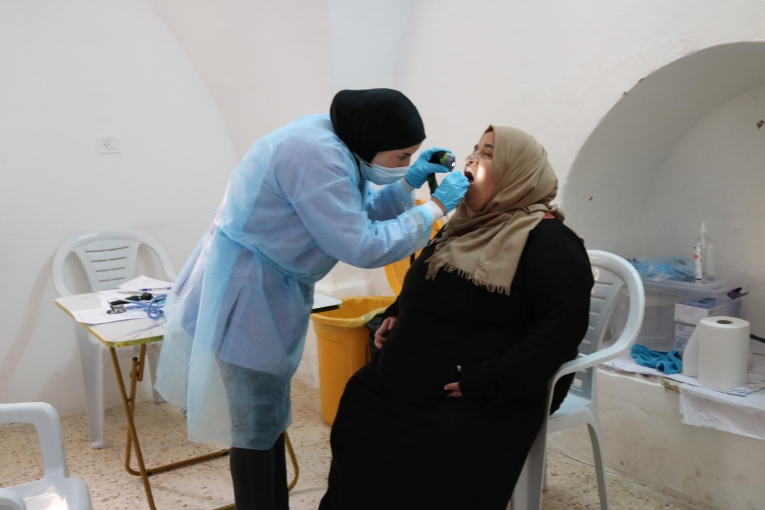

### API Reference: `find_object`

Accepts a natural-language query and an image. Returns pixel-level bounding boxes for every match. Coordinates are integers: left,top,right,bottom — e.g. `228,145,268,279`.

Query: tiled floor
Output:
1,379,697,510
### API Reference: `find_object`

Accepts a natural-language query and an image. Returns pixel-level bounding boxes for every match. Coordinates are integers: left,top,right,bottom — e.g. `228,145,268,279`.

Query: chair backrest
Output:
0,403,69,481
0,488,26,510
565,250,643,401
52,230,178,296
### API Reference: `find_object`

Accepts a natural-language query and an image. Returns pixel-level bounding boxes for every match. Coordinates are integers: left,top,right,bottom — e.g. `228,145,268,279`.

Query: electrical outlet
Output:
97,136,121,154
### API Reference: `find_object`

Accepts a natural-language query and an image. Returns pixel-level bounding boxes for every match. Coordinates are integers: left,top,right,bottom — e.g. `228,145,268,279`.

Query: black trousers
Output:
230,435,288,510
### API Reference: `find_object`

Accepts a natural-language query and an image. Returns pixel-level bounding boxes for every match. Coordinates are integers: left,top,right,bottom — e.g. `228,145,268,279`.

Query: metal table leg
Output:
285,431,299,491
110,345,229,509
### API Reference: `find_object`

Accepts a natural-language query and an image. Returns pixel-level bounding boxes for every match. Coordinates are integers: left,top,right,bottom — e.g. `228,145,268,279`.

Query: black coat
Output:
320,218,594,510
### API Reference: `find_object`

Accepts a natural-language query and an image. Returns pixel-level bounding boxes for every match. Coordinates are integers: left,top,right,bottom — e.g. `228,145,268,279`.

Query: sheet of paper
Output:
313,293,342,311
71,307,148,325
680,385,765,440
117,275,173,293
98,289,129,299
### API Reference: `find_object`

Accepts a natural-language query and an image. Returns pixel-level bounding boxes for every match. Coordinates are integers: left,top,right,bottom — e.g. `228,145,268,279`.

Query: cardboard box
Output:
674,323,695,354
674,297,741,326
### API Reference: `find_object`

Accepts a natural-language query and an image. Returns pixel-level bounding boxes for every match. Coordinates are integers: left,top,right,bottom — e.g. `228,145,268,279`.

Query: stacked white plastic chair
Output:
511,250,645,510
52,230,177,448
0,402,92,509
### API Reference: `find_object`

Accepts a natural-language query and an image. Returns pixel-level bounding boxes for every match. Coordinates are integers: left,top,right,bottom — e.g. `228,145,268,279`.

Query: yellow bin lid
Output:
384,200,444,295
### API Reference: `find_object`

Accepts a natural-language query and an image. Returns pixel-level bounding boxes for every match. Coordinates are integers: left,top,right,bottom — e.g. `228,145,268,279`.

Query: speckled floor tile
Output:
194,442,234,470
128,442,222,476
287,457,329,493
59,411,91,445
0,423,41,486
44,442,124,484
58,429,120,471
287,420,331,449
0,422,36,436
213,465,234,486
1,380,702,510
137,467,234,510
289,488,326,509
162,402,187,421
104,401,187,450
517,451,697,510
293,439,332,482
88,476,148,510
112,422,191,453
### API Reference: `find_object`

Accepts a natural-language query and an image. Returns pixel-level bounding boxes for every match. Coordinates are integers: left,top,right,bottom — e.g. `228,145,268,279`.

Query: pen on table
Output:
116,286,173,294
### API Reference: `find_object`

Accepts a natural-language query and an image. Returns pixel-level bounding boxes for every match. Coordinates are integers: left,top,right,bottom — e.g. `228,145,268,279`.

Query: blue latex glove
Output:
432,172,470,213
630,344,683,374
405,146,452,188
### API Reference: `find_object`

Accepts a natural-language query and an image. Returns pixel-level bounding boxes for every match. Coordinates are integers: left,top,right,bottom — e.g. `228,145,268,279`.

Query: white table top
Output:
55,292,342,348
603,352,765,440
311,293,343,313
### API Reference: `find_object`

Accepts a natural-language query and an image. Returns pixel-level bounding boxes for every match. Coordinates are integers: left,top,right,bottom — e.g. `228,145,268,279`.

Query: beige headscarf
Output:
425,125,564,295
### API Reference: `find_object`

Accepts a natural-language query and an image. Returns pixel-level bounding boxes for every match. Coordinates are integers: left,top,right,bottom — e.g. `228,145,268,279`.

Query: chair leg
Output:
510,424,547,510
587,421,610,510
75,328,106,449
542,461,547,492
146,348,166,404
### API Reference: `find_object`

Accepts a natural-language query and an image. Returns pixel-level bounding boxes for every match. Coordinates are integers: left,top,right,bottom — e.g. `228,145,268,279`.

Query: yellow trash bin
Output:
310,296,396,426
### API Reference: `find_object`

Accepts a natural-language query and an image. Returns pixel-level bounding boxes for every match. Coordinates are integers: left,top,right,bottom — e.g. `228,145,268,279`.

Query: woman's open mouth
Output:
465,170,474,184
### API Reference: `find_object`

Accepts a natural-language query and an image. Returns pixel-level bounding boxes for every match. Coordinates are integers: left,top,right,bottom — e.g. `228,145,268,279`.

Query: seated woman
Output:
318,126,594,510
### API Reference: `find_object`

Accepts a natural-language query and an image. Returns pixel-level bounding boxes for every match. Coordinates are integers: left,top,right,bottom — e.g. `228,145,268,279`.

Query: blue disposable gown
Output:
155,115,434,449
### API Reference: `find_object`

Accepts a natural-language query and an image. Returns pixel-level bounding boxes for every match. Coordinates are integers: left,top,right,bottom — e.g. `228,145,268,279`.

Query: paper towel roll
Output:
682,325,700,377
697,316,750,390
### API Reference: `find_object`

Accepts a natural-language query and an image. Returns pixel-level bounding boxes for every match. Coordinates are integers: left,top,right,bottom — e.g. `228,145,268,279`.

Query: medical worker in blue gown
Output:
155,88,469,510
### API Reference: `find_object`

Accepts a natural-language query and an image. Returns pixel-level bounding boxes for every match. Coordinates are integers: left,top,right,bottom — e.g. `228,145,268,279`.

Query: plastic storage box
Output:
610,278,744,352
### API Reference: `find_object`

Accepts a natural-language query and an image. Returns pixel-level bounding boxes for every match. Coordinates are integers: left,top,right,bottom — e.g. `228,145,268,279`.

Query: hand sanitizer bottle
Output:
694,222,715,283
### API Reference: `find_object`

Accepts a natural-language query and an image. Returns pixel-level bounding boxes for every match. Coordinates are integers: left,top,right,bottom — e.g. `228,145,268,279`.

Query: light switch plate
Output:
97,136,121,154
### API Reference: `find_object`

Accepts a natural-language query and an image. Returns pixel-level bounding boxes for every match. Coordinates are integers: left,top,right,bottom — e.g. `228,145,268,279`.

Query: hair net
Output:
330,89,425,163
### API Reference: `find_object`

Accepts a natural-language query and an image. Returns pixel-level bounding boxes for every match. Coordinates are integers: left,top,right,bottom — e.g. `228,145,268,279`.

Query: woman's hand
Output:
374,316,398,349
444,366,463,398
405,147,452,188
431,172,470,213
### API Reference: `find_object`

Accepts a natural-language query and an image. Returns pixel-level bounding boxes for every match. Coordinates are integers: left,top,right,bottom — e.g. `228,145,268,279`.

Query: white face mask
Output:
354,154,409,185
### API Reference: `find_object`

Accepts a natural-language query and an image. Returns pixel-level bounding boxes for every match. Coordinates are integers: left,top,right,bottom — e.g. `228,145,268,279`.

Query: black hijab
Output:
330,89,426,163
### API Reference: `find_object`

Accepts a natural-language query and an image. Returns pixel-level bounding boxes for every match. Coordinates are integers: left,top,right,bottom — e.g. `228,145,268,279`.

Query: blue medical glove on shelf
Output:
630,344,683,374
432,172,470,213
405,146,452,188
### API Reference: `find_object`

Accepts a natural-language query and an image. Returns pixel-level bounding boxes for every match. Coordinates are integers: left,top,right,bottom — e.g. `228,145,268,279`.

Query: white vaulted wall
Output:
146,0,335,157
564,51,765,336
0,0,240,410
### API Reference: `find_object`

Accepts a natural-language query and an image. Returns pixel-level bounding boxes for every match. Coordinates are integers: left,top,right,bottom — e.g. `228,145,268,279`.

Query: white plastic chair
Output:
0,402,92,510
511,250,645,510
52,230,177,449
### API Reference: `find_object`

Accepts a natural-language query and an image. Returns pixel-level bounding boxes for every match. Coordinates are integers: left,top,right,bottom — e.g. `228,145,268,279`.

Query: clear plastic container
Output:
609,278,744,352
694,221,715,283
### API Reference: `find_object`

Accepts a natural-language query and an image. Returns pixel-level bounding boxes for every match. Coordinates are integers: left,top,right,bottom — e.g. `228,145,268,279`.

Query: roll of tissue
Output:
682,316,750,390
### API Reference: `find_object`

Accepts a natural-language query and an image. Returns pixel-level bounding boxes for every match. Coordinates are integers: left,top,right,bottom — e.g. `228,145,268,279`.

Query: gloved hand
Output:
405,146,452,188
431,172,470,213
